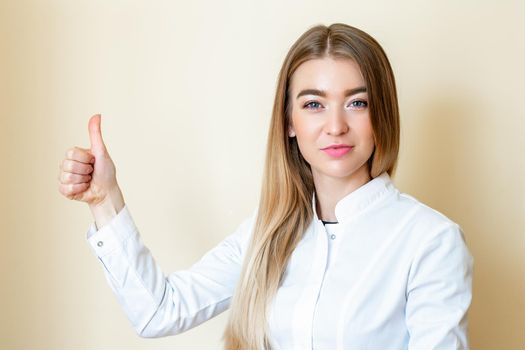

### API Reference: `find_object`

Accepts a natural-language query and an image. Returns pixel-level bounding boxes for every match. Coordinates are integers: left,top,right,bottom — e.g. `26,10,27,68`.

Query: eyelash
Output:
303,100,368,110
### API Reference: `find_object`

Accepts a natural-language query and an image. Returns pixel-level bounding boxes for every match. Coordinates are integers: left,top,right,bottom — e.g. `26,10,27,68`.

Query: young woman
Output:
58,23,473,349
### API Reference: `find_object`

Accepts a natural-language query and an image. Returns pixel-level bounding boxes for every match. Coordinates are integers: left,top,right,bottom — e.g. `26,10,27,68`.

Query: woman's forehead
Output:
290,57,366,97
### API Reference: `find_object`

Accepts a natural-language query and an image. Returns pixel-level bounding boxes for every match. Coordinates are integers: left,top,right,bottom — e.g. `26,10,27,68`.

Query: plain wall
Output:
1,0,524,349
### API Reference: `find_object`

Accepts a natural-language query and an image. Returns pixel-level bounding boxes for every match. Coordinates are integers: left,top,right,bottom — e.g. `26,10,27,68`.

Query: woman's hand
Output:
58,114,125,223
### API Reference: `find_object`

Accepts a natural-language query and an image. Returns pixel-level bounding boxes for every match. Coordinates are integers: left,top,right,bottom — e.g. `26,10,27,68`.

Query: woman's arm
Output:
86,205,256,338
405,223,474,349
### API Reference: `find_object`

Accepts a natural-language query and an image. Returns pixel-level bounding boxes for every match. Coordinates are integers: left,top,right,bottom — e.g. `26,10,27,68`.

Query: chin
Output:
316,166,365,180
316,160,370,178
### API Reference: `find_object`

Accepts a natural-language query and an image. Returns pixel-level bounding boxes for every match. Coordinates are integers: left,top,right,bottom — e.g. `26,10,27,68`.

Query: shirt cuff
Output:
86,204,138,257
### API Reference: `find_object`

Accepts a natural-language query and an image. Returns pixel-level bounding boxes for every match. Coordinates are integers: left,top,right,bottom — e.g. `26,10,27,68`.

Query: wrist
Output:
89,187,125,230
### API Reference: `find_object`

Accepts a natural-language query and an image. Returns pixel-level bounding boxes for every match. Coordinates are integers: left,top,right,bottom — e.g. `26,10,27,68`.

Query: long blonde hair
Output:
223,23,400,349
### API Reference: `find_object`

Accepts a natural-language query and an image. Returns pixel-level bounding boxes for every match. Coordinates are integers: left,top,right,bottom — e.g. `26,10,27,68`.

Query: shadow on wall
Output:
400,90,524,349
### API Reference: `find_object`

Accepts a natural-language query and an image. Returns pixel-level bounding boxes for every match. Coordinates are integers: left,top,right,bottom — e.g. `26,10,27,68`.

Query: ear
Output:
288,125,296,138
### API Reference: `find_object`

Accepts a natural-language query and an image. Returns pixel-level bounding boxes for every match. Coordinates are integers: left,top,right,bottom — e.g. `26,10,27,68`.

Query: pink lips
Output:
321,144,353,157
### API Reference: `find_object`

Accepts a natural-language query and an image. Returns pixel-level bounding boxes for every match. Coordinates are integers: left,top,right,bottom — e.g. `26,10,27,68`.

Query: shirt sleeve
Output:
405,223,474,349
85,204,256,338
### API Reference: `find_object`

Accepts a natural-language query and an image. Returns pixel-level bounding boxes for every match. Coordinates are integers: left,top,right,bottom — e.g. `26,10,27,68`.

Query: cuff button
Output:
97,241,104,247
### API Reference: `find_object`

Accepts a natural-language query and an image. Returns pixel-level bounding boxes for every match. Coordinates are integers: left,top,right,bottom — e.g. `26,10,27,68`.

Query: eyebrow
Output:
296,86,367,99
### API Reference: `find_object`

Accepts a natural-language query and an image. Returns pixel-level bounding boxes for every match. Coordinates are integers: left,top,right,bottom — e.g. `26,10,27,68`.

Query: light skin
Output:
288,57,376,222
58,114,125,230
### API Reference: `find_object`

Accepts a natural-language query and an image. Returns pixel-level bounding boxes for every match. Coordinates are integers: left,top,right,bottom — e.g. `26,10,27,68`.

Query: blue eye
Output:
303,101,322,109
349,100,368,109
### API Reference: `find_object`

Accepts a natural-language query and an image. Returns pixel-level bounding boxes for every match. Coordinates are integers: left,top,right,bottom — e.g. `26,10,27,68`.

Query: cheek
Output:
291,123,319,163
358,117,375,145
292,117,320,145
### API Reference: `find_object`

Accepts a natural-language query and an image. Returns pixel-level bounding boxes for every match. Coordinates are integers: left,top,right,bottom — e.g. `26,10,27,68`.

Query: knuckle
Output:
61,159,69,171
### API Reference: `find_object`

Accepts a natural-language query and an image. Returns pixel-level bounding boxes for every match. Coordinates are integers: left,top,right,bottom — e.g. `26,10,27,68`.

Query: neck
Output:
314,165,371,222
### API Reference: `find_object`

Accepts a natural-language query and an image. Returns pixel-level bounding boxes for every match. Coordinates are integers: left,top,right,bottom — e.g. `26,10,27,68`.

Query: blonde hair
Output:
223,23,400,349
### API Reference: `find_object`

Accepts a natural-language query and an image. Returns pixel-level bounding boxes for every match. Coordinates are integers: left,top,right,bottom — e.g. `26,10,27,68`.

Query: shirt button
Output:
97,241,104,247
330,234,336,240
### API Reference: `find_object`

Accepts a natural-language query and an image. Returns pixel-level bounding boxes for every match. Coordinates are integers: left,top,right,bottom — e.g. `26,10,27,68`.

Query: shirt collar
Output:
312,171,395,224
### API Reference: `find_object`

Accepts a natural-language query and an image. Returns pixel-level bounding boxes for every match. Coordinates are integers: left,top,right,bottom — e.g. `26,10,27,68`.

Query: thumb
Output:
88,113,108,155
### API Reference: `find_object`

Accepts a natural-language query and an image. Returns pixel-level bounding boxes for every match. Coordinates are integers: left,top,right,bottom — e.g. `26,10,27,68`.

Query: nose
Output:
324,107,349,136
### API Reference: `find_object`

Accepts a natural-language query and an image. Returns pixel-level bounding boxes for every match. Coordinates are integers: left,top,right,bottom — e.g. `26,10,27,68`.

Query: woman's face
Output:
288,57,375,184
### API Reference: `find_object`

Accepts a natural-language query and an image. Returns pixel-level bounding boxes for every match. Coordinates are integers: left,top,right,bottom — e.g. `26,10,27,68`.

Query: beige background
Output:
1,0,524,349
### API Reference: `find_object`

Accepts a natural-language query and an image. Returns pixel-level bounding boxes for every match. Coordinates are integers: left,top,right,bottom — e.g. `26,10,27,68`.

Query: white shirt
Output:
86,172,473,349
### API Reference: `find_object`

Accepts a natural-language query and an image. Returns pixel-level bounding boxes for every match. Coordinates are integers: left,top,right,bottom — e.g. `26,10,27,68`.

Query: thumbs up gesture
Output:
58,114,123,207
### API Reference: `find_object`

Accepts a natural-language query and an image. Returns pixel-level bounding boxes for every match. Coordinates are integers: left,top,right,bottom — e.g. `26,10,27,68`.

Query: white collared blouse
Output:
86,172,473,349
